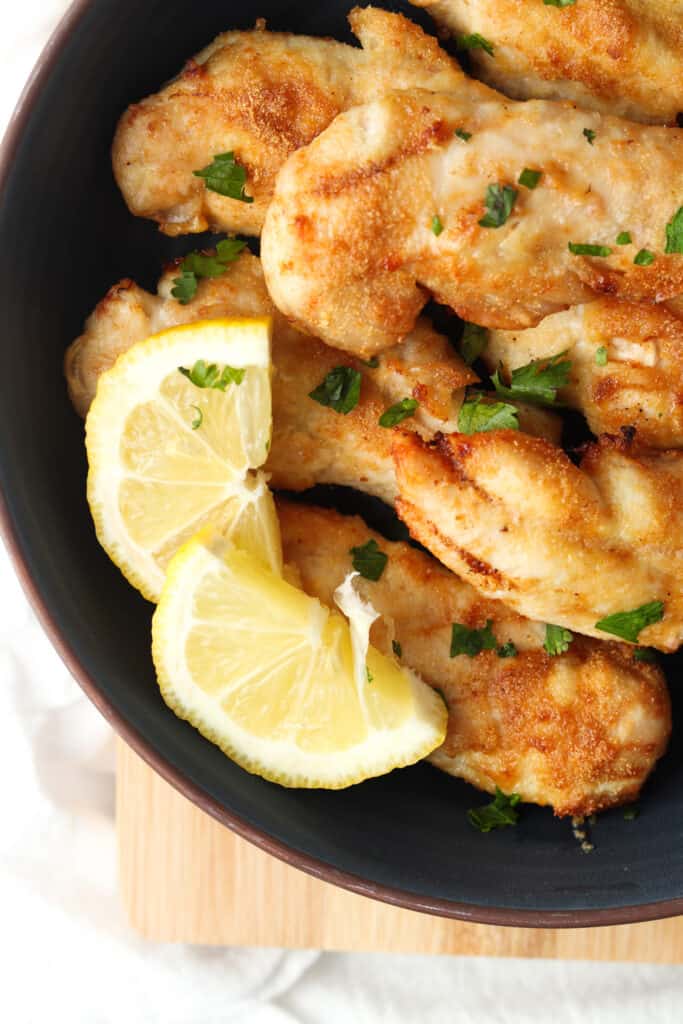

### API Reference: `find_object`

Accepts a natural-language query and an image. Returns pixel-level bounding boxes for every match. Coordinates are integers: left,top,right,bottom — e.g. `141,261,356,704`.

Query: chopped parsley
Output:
392,640,402,658
468,788,521,833
379,397,419,428
171,238,247,304
595,601,664,643
595,346,608,366
366,667,373,684
497,641,518,658
458,393,519,433
544,0,576,5
457,33,494,56
616,231,632,245
633,647,657,663
459,322,488,365
492,351,571,406
634,249,655,266
450,619,497,658
455,129,472,142
544,624,573,656
518,168,542,189
568,242,612,257
309,366,361,414
665,206,683,253
193,152,253,202
583,128,596,145
362,356,379,368
431,214,444,236
178,360,245,390
479,184,517,228
190,405,203,430
349,539,387,581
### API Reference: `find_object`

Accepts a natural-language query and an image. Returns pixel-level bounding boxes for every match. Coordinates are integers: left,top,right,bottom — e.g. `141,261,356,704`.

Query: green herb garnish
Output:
459,323,488,365
309,366,361,414
178,360,245,390
518,168,542,189
350,539,388,581
457,33,494,56
492,351,571,406
595,346,608,366
366,667,373,683
455,129,472,142
497,641,518,658
190,405,203,430
458,393,519,433
479,184,517,228
468,787,521,833
363,356,380,368
545,0,576,6
616,231,632,245
568,242,612,257
379,397,419,428
392,640,402,658
665,206,683,253
544,624,573,656
193,152,253,202
171,238,247,304
431,214,444,236
450,619,497,658
634,249,655,266
633,647,657,663
595,601,664,643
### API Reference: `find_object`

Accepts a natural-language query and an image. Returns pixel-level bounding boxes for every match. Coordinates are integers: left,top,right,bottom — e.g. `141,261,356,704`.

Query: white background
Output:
1,1,682,1020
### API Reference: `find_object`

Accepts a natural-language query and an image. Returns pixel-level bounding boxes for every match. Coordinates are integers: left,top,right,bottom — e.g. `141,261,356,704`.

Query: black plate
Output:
1,0,682,926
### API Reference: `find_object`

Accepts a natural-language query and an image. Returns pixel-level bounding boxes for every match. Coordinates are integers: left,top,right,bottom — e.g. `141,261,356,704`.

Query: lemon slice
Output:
86,318,277,601
152,530,447,788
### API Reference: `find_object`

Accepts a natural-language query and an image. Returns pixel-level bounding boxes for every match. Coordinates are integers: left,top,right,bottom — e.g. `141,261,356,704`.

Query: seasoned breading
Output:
411,0,683,124
486,299,683,449
393,429,683,652
277,500,671,817
112,7,467,237
261,88,683,356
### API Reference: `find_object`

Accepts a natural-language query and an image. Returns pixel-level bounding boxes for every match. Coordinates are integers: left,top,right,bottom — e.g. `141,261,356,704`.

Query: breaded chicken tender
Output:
261,89,683,356
393,429,683,652
486,299,683,449
411,0,683,124
278,500,670,817
112,7,467,237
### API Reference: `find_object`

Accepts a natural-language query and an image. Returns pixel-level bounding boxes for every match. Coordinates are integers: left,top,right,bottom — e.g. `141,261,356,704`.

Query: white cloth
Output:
1,2,683,1021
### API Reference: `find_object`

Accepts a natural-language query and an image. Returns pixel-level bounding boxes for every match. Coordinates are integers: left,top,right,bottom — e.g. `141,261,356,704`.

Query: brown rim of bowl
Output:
2,0,683,932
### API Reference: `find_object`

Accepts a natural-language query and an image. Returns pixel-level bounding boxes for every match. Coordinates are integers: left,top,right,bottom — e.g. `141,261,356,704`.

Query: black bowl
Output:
2,0,683,927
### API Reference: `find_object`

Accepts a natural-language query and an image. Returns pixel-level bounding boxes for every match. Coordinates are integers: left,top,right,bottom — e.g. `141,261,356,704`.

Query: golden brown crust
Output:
393,429,683,651
262,88,683,355
412,0,683,124
112,7,468,236
277,500,671,816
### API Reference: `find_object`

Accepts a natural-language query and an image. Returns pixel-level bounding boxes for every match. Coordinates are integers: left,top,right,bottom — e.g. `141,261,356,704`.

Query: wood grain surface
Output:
117,741,683,959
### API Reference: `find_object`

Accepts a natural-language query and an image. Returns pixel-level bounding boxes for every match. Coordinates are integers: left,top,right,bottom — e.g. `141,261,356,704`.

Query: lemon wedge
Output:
152,529,447,788
85,318,278,601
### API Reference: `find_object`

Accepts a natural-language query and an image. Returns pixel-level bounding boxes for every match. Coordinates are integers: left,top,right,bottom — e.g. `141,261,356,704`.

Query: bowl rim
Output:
3,0,683,931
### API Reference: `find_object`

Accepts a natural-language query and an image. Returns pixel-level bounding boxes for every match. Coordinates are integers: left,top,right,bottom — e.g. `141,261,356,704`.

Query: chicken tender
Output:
112,7,467,237
486,299,683,449
261,89,683,356
278,500,670,817
393,429,683,652
411,0,683,124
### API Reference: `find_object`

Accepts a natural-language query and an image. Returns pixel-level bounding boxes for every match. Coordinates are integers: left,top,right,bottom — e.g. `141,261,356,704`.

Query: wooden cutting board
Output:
117,740,683,959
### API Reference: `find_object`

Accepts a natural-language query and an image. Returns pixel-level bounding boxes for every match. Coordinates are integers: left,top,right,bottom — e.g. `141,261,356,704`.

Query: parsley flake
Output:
350,539,388,581
459,323,488,365
178,360,246,390
634,249,655,266
450,619,497,658
392,640,403,659
544,624,573,656
431,214,444,236
492,351,571,406
479,184,517,228
583,128,596,145
568,242,612,257
171,270,198,305
455,129,472,141
633,647,657,663
309,366,361,415
366,666,373,684
518,168,542,189
665,206,683,253
193,152,253,202
595,346,608,366
171,238,247,304
468,788,521,833
457,33,494,56
379,397,419,428
544,0,576,5
363,356,379,368
497,641,518,658
458,393,519,433
595,601,664,643
616,231,632,245
190,405,203,430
